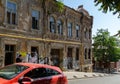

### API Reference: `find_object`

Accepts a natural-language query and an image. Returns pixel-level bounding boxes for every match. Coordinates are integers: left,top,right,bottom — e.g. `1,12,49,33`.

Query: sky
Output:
63,0,120,36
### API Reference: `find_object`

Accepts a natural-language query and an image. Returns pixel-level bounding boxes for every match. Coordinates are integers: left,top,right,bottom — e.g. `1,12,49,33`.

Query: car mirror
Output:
18,77,32,84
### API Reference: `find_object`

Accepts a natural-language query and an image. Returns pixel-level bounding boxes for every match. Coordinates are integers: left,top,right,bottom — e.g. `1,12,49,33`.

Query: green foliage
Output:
94,0,120,18
41,0,64,13
115,30,120,37
93,29,120,62
56,0,64,12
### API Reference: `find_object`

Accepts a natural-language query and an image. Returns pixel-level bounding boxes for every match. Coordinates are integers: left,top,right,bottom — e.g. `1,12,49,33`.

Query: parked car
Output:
0,63,68,84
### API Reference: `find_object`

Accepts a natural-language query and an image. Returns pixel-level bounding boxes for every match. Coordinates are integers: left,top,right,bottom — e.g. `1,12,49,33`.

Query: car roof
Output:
15,63,62,73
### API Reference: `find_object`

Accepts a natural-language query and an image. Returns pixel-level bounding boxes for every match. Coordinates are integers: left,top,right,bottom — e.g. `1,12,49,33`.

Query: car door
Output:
45,68,62,84
23,68,49,84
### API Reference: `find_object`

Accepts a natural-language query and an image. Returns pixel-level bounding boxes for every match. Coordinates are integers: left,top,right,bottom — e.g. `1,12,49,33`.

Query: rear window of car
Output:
0,64,29,80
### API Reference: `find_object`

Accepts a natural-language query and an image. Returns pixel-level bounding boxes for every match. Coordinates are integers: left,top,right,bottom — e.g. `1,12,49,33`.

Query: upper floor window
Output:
84,28,87,39
89,29,91,39
76,25,80,38
32,10,39,29
68,23,72,37
57,20,63,35
49,16,56,33
7,1,17,24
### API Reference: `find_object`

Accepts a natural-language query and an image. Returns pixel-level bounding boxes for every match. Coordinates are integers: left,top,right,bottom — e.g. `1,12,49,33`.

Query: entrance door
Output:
5,45,15,65
67,48,73,69
31,47,38,63
50,49,60,67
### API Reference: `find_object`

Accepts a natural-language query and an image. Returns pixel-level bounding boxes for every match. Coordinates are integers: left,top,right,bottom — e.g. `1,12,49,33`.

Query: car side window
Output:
46,68,61,76
24,68,47,79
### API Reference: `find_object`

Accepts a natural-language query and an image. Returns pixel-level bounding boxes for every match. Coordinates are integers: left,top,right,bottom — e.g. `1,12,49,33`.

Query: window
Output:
68,23,72,37
57,20,63,35
24,68,47,79
46,68,61,76
84,29,87,39
49,16,56,33
24,67,61,79
76,25,80,38
89,29,91,39
7,1,17,24
76,48,79,60
85,48,87,59
88,49,91,59
32,10,39,29
0,64,28,79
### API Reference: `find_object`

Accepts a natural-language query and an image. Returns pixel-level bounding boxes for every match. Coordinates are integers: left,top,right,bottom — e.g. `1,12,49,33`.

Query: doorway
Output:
31,47,39,63
67,48,73,69
5,45,16,65
50,49,61,67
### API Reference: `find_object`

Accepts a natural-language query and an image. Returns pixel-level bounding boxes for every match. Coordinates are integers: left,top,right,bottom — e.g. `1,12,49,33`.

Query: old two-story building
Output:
0,0,93,72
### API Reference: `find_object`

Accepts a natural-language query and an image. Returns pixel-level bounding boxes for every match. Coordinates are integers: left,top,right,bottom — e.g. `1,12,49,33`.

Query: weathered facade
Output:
0,0,93,72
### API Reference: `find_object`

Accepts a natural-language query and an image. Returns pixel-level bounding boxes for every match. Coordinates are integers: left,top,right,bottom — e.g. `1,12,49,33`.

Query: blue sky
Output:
63,0,120,36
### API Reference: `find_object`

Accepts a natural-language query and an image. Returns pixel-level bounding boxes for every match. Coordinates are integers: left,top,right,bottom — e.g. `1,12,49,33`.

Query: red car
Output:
0,63,68,84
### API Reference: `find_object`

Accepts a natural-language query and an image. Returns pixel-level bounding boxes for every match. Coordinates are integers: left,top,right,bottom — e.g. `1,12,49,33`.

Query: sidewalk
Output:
63,71,110,80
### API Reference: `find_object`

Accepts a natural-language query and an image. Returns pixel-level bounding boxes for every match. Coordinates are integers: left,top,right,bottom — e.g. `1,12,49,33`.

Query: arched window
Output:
89,29,91,39
57,20,63,35
49,16,55,33
68,22,72,37
76,25,80,37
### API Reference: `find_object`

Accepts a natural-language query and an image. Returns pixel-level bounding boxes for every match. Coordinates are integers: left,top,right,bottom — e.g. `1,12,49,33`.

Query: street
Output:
68,74,120,84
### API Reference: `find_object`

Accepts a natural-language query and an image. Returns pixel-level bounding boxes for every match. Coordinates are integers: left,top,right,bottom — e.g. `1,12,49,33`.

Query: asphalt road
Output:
68,74,120,84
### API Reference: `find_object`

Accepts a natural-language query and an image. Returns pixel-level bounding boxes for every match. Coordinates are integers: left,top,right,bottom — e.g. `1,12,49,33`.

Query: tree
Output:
114,30,120,37
40,0,64,36
94,0,120,18
93,29,120,71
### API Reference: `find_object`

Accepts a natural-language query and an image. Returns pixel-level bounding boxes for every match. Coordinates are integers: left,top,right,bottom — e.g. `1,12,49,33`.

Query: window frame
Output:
57,20,63,35
32,10,40,30
49,16,56,33
6,1,17,25
76,25,80,38
68,22,72,37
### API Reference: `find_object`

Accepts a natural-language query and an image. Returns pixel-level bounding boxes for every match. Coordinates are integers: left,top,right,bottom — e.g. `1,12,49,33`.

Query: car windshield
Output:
0,64,29,80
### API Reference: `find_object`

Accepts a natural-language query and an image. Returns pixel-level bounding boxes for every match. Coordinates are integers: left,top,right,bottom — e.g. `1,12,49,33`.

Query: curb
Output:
64,73,111,80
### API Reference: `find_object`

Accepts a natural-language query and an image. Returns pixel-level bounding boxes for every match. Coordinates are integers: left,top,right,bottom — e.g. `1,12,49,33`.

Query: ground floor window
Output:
5,45,16,65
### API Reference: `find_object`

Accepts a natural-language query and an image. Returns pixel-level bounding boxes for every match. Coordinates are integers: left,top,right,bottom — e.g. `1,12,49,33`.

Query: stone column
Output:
63,45,67,70
80,44,84,72
72,47,76,69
